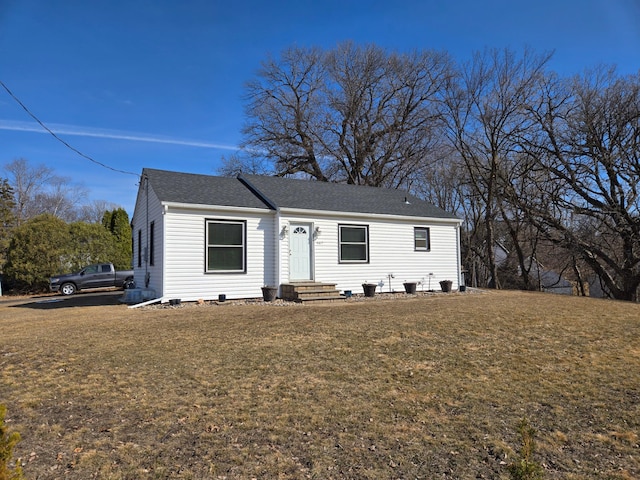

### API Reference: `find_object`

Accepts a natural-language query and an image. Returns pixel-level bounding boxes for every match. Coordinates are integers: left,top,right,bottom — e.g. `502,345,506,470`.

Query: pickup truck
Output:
50,263,135,296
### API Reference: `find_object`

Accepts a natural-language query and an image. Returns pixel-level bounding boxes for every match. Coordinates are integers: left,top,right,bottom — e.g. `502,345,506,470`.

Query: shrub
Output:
3,214,69,291
0,404,24,480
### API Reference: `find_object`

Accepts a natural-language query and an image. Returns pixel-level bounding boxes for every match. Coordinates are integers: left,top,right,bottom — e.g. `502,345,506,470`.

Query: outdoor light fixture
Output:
280,225,288,237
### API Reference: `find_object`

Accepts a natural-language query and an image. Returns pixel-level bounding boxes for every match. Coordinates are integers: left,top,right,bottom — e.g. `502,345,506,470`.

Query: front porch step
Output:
281,282,345,303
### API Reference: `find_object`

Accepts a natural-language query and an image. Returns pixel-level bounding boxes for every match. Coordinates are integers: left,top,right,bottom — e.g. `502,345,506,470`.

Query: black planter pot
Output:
362,283,377,297
459,285,466,292
261,286,278,302
403,282,417,294
439,280,453,293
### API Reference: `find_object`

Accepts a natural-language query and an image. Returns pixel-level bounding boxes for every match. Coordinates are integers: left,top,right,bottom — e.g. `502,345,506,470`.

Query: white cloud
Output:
0,119,241,151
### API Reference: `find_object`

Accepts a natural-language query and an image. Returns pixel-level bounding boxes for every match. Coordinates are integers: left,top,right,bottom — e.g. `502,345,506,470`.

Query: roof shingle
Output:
240,174,459,219
143,168,271,210
142,168,459,220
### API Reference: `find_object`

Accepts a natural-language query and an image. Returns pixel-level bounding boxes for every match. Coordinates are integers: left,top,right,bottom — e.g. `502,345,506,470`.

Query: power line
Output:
0,80,138,176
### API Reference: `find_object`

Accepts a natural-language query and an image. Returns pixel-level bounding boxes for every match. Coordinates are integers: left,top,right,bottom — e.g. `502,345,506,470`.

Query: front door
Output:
290,223,312,281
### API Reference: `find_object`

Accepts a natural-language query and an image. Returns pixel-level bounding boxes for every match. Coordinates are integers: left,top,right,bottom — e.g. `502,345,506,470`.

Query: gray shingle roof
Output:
143,168,271,210
143,168,459,220
240,174,459,219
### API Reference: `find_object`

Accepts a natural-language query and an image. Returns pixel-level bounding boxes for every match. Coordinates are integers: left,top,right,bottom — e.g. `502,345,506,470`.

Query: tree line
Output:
224,42,640,301
1,158,132,292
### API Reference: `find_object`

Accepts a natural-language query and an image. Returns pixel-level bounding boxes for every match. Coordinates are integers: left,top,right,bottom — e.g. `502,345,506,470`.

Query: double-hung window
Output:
339,224,369,263
206,220,246,273
414,227,430,251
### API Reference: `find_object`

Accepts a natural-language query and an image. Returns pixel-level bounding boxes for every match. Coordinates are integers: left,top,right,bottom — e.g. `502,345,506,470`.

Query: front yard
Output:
1,290,639,479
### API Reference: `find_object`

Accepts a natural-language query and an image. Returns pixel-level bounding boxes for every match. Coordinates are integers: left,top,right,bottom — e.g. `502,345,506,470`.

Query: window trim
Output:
205,219,247,274
414,227,430,252
338,224,370,263
137,229,142,268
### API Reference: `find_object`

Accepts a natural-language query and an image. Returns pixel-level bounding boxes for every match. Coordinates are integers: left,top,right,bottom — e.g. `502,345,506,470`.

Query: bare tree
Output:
77,199,120,223
217,153,273,177
242,42,452,187
413,145,466,215
322,43,452,187
4,158,57,225
30,176,88,222
519,68,640,301
441,47,553,288
243,45,328,180
2,158,104,223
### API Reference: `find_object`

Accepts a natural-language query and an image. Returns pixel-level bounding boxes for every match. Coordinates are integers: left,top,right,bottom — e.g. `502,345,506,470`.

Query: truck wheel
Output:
60,283,76,295
123,279,135,290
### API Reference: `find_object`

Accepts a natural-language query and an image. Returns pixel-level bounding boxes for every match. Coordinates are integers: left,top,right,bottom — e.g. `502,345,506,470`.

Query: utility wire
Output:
0,80,138,176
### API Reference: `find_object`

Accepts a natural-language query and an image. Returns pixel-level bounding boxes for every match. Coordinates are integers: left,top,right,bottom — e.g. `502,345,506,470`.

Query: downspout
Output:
275,209,282,293
456,223,462,288
145,174,150,288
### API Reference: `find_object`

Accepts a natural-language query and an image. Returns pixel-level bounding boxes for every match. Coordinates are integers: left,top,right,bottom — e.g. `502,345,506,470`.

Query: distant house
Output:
130,168,462,302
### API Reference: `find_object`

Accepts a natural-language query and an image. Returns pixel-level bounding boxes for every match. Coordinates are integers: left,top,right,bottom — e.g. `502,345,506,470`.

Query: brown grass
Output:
1,290,639,479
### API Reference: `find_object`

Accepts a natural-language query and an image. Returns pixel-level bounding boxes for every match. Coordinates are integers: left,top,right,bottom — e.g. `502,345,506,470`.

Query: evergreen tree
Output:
0,179,16,271
67,222,119,271
101,208,132,270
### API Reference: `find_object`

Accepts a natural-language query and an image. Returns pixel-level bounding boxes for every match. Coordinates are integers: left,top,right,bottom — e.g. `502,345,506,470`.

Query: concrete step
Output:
293,295,346,304
280,282,345,303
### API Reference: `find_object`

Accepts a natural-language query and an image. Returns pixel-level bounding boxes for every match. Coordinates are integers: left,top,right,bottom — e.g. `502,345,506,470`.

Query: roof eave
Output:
278,206,462,224
162,201,273,215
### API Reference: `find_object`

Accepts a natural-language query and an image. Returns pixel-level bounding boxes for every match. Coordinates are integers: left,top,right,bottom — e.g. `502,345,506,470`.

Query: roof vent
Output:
404,197,411,205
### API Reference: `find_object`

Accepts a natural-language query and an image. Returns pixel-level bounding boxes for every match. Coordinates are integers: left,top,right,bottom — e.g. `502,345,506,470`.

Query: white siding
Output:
133,177,460,301
162,208,276,301
280,212,460,294
131,181,164,298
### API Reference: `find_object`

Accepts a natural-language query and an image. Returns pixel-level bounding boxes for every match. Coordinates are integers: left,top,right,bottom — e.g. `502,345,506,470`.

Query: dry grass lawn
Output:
1,290,639,479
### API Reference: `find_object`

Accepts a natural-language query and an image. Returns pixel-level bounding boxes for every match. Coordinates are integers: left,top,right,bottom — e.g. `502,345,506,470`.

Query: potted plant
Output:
362,282,377,297
439,280,453,293
261,285,278,302
403,281,417,294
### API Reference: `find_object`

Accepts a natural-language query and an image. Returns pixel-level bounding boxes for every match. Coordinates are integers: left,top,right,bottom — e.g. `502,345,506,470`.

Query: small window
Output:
206,220,246,273
339,224,369,263
149,221,155,266
414,227,430,251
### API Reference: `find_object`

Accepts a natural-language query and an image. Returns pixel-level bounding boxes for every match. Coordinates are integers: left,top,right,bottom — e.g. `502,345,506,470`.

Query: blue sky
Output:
1,0,639,216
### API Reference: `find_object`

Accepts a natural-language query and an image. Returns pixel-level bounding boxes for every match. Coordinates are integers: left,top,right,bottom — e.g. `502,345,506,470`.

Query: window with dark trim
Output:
339,224,369,263
414,227,430,251
149,221,155,266
206,219,246,273
137,229,142,267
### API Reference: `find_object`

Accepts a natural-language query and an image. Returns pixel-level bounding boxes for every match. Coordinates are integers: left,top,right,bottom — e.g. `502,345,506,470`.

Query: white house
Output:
130,168,462,302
